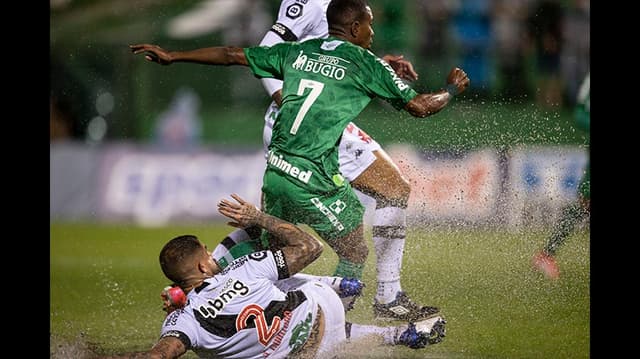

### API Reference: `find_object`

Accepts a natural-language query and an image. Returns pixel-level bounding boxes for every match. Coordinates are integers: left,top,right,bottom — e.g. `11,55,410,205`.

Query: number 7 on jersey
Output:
290,79,324,135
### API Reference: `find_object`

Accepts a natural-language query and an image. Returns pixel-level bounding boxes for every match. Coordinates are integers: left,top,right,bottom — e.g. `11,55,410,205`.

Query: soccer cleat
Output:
414,316,447,345
532,251,560,279
339,277,364,297
373,291,440,321
338,277,364,312
396,323,429,349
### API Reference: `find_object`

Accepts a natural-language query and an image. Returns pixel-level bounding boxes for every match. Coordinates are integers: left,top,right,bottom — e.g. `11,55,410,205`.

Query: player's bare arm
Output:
98,336,186,359
129,44,248,66
217,194,323,274
405,67,470,118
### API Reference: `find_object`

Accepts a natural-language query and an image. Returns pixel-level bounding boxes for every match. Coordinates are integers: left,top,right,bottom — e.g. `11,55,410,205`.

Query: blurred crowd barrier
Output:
51,142,587,229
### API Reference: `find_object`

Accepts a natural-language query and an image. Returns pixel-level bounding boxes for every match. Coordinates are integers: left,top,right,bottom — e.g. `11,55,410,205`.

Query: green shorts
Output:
261,150,365,243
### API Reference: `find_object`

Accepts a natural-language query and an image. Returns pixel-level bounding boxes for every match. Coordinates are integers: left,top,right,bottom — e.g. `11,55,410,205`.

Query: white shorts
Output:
263,101,381,181
296,280,347,356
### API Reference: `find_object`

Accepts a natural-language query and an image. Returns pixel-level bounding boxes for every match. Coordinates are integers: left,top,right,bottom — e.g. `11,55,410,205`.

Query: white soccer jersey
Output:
259,0,330,96
159,250,321,358
268,0,330,44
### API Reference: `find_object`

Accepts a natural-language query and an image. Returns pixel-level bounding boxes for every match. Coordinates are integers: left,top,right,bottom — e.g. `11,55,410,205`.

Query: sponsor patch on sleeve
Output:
249,251,268,261
270,22,298,42
286,3,303,19
160,330,192,349
272,249,290,279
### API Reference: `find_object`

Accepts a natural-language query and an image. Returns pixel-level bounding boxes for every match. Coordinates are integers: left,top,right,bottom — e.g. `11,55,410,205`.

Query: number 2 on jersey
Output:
236,304,283,346
290,79,324,135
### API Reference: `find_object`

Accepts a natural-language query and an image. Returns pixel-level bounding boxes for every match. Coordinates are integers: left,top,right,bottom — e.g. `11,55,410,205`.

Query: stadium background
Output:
50,1,589,358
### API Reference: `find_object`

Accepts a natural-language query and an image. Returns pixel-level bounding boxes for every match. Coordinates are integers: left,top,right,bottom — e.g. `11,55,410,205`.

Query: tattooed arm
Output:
217,193,324,275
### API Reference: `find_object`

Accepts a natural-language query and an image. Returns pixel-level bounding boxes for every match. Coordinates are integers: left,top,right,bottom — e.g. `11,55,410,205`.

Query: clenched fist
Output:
446,67,470,96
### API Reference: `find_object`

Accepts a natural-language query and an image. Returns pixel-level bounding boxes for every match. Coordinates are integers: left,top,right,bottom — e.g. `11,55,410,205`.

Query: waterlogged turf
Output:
51,223,589,358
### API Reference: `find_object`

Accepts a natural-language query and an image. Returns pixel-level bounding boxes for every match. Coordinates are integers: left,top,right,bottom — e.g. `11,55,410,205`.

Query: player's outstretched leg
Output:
351,148,440,321
345,315,447,349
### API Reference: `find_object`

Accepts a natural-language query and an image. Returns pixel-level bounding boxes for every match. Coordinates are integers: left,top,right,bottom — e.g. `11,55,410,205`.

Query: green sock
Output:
334,259,365,279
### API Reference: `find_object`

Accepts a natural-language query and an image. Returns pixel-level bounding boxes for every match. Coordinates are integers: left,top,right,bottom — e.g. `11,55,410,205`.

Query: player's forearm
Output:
256,212,323,273
405,90,453,118
168,46,248,66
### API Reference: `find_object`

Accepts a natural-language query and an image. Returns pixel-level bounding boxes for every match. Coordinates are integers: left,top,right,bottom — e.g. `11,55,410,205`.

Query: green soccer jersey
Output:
244,36,418,161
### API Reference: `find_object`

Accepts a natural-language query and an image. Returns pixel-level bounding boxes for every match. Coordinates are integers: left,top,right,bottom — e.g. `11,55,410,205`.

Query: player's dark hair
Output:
327,0,369,29
159,234,202,285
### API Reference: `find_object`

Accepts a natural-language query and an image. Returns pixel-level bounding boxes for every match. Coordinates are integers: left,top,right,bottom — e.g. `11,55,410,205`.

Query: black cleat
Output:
373,291,440,321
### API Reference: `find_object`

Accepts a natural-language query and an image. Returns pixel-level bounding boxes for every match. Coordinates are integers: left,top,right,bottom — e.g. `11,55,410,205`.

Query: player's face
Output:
354,6,374,49
201,244,219,276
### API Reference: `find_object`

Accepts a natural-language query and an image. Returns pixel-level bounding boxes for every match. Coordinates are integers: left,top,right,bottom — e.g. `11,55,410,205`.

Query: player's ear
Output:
198,260,209,276
350,21,360,38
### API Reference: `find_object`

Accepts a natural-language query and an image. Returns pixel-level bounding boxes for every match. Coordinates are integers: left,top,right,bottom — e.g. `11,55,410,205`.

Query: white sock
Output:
372,206,406,304
348,323,406,346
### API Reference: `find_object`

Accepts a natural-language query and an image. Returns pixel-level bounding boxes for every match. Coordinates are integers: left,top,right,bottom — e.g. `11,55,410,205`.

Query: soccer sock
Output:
347,322,406,346
211,226,261,268
372,206,406,304
544,202,588,256
334,259,365,279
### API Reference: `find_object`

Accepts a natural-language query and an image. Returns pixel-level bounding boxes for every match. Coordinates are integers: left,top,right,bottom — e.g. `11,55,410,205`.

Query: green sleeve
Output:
243,43,291,80
361,51,418,110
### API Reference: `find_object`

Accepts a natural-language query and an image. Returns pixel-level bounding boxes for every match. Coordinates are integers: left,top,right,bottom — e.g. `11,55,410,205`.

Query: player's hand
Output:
446,67,470,95
383,54,418,82
217,193,262,228
161,285,187,315
129,44,172,65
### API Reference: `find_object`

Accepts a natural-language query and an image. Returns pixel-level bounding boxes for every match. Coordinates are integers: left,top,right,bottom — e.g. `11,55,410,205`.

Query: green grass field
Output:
50,222,589,358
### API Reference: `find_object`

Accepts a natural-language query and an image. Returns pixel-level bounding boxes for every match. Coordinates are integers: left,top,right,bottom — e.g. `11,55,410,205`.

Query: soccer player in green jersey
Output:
131,0,469,321
532,72,590,279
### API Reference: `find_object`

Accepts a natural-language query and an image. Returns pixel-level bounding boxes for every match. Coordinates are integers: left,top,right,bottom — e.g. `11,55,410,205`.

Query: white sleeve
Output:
258,0,327,97
259,31,285,97
159,310,198,350
261,78,283,98
272,0,325,41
